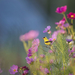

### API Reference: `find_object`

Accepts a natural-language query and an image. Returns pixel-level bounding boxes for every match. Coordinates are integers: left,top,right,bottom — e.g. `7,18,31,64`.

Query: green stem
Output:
71,25,74,36
62,13,68,23
71,19,73,24
22,41,28,52
62,13,71,35
28,40,32,48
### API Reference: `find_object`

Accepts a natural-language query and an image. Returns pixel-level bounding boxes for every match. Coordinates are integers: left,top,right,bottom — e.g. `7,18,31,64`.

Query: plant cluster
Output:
1,5,75,75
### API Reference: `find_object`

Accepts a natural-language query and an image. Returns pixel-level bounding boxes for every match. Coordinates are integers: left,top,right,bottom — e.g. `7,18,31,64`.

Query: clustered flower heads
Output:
19,30,39,41
9,65,29,75
7,5,75,75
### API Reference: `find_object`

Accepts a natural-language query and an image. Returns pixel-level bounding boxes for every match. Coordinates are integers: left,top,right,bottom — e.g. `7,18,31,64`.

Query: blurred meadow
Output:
0,0,75,74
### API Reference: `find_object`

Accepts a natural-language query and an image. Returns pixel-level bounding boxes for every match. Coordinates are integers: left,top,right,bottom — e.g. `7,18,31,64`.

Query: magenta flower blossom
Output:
43,26,51,33
9,65,18,74
26,57,34,64
67,12,75,19
27,39,40,57
48,31,51,34
50,59,54,64
55,20,65,27
66,39,73,43
40,66,49,74
63,23,69,28
55,5,67,14
68,47,75,57
27,47,38,57
72,53,75,58
51,31,58,40
49,50,53,53
0,68,2,73
31,39,40,53
39,60,44,63
44,68,49,74
50,30,65,41
27,48,32,57
61,17,66,21
71,47,75,53
19,30,39,41
26,56,37,64
49,38,54,42
55,18,69,29
40,54,45,58
22,70,29,75
32,39,40,46
21,66,29,70
57,30,66,34
40,66,44,72
30,47,38,55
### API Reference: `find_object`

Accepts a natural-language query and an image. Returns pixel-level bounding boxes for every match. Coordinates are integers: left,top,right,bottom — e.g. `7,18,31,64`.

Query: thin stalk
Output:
62,13,71,35
71,19,73,24
62,13,68,23
28,40,32,48
22,41,28,52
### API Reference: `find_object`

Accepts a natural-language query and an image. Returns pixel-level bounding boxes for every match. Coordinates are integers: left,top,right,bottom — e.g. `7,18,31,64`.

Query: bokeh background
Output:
0,0,75,74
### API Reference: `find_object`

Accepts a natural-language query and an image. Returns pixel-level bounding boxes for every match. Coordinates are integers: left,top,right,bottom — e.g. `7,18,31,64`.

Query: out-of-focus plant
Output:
9,65,29,75
7,5,75,75
18,5,75,75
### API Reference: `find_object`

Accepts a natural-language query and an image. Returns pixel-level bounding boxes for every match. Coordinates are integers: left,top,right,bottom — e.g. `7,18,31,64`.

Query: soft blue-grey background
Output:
0,0,75,74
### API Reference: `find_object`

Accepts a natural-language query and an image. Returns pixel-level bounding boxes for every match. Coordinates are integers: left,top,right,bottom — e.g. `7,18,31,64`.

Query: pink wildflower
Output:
27,39,40,57
32,39,40,46
43,26,51,33
67,12,75,19
51,31,58,40
50,59,54,64
63,23,69,28
9,65,18,74
55,18,69,29
40,66,49,74
26,56,37,64
26,57,34,64
44,68,49,74
72,53,75,58
52,30,66,39
69,74,73,75
61,17,66,21
40,66,44,72
55,5,67,14
22,70,29,75
19,30,39,41
49,50,53,53
31,39,40,53
40,54,45,58
39,60,44,63
55,20,65,28
48,31,51,34
57,30,66,34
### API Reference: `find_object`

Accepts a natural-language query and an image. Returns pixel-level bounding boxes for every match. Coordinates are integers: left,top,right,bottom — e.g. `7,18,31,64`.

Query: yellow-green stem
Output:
28,40,32,48
22,41,28,52
62,13,71,35
71,19,73,24
63,13,68,23
71,26,74,36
